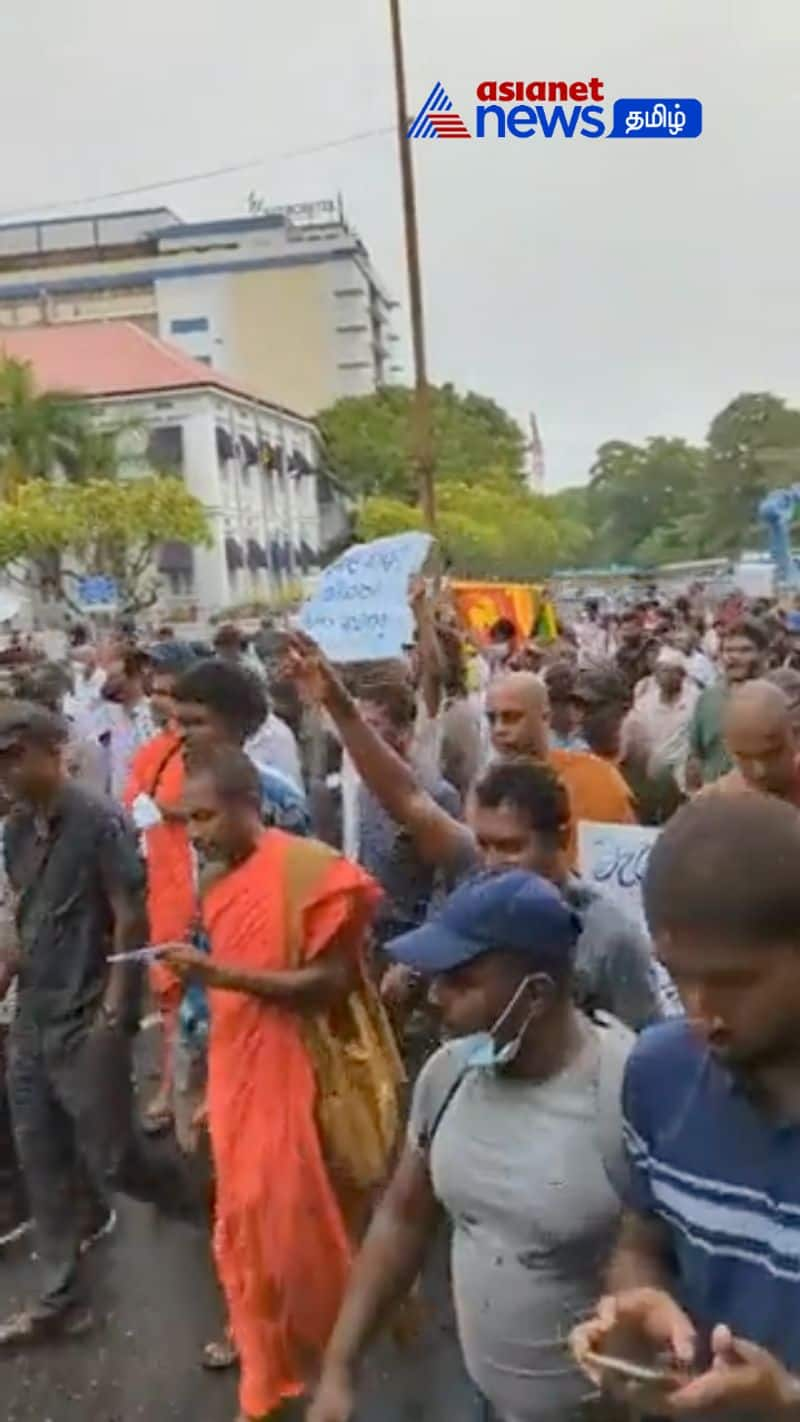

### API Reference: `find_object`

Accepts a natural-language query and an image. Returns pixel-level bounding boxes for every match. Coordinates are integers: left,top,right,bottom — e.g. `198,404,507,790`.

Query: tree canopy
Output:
317,384,527,500
557,393,800,570
0,477,210,613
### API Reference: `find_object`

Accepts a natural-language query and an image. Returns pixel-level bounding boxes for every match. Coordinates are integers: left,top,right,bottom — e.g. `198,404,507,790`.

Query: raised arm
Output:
283,633,469,869
409,575,443,720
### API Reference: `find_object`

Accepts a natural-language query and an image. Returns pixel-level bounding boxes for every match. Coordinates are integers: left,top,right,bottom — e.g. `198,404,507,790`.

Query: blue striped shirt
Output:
623,1020,800,1369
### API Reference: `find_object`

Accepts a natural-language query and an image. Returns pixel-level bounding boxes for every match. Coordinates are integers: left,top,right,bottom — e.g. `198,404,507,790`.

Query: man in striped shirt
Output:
573,793,800,1417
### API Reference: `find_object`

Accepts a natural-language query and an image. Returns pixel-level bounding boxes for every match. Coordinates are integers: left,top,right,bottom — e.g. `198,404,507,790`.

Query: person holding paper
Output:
123,640,199,1135
161,746,397,1422
0,702,198,1347
283,634,659,1031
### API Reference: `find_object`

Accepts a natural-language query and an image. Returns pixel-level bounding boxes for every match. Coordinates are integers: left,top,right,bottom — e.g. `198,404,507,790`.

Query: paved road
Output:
0,1188,475,1422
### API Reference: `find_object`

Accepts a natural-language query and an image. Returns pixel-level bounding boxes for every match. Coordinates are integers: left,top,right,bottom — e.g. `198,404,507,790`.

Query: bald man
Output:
708,679,800,805
485,671,550,760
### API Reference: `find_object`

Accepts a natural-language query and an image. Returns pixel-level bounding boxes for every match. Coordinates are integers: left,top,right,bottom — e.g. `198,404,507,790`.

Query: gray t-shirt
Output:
409,1019,632,1422
445,827,660,1032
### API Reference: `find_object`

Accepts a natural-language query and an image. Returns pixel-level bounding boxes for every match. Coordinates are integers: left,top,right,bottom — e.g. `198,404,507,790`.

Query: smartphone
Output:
584,1351,682,1389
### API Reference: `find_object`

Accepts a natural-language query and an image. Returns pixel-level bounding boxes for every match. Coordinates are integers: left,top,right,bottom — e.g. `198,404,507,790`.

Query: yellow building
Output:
0,201,403,417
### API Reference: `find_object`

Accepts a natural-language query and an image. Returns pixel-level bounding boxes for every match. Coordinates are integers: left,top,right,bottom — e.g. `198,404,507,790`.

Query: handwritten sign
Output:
578,822,658,929
578,821,682,1017
299,532,433,663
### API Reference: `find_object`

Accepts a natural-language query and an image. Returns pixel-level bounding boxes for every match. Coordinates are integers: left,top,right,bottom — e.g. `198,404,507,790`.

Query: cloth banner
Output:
450,580,557,643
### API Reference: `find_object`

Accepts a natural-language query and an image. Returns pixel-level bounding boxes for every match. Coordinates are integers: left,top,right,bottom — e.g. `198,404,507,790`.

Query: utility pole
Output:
388,0,435,530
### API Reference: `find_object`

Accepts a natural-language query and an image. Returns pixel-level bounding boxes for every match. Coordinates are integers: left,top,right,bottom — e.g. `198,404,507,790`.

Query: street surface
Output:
0,1181,475,1422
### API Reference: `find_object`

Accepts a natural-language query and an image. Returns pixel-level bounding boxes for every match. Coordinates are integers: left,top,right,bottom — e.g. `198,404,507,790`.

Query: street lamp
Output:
388,0,436,530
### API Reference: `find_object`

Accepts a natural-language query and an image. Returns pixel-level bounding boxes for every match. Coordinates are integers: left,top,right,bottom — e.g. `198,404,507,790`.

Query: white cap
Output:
655,646,688,670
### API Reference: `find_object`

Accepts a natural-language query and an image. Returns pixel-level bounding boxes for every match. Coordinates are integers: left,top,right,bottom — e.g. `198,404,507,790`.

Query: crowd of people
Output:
1,580,800,1421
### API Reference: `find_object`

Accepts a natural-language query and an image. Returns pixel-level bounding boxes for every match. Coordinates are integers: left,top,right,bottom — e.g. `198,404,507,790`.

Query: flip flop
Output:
202,1337,239,1370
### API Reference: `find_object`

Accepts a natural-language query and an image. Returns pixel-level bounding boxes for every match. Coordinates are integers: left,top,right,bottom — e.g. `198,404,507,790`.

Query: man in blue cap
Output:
309,869,632,1422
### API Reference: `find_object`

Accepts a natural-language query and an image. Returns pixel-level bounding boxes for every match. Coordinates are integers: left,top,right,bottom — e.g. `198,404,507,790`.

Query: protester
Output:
543,660,588,750
553,665,637,826
436,621,484,797
0,800,27,1246
100,648,157,799
355,679,460,945
0,703,197,1344
122,640,199,1134
576,597,615,664
572,794,800,1419
766,665,800,732
284,636,659,1029
685,616,767,788
673,624,716,690
141,658,309,1138
14,662,107,794
784,610,800,670
213,622,267,683
64,631,107,738
309,869,632,1422
173,658,308,835
704,678,800,805
161,747,401,1422
615,609,652,695
624,646,698,799
244,696,303,789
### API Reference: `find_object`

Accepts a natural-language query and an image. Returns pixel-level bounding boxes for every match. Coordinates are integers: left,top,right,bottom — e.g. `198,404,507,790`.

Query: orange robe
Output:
123,729,193,1008
203,830,381,1419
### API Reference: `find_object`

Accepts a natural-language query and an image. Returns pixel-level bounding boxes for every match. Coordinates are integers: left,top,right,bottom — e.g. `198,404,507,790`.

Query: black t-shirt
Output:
4,783,145,1034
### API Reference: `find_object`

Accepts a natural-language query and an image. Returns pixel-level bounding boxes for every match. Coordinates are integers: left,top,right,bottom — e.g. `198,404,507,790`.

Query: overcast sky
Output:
1,0,797,486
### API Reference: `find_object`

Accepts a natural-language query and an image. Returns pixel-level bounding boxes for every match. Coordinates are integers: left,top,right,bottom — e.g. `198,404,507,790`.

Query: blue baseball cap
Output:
385,869,581,977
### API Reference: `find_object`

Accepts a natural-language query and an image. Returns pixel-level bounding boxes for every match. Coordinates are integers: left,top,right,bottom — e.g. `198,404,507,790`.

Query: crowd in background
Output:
1,578,800,1421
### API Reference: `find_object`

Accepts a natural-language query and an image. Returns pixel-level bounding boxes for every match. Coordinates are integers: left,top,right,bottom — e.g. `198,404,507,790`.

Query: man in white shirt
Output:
99,651,156,800
245,705,303,789
625,646,698,793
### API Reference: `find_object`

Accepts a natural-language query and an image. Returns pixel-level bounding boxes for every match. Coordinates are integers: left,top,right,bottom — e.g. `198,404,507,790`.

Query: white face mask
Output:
466,974,538,1071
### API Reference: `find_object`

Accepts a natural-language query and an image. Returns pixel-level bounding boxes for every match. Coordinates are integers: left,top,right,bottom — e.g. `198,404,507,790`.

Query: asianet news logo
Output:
407,80,702,140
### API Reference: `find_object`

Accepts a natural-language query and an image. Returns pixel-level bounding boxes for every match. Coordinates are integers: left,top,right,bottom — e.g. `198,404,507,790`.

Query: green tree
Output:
317,384,527,500
585,437,705,565
702,393,800,553
0,357,89,494
357,477,590,580
0,476,210,614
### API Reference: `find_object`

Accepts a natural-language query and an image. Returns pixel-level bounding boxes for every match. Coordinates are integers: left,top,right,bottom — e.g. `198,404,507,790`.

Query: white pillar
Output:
181,403,229,618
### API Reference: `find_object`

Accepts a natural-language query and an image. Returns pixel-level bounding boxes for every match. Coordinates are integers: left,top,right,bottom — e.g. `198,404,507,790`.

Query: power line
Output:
0,123,395,223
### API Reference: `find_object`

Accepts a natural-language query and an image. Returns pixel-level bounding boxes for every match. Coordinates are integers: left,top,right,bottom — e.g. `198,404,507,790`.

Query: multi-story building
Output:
0,321,352,619
0,200,402,416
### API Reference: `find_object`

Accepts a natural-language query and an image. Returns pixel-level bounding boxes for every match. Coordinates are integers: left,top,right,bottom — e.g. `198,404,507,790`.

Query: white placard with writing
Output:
577,821,682,1017
299,532,433,663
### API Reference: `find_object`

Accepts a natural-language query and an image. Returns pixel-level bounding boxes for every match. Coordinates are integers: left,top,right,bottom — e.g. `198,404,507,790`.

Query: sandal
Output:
0,1305,93,1347
202,1336,239,1370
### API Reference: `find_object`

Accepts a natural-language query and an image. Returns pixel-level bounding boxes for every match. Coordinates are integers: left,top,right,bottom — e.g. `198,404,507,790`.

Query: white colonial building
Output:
0,321,352,620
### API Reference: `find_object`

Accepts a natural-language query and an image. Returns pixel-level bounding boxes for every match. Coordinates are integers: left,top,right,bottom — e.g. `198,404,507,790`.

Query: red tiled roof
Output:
0,320,305,419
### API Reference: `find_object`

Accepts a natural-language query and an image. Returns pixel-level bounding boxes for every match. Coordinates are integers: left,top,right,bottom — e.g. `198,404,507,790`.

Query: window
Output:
170,316,209,335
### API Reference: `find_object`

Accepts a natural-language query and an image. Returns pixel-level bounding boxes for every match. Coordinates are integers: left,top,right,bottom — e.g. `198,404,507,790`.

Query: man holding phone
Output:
572,793,800,1417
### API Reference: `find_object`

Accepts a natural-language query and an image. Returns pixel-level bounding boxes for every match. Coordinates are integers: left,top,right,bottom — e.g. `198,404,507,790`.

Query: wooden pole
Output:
388,0,435,529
